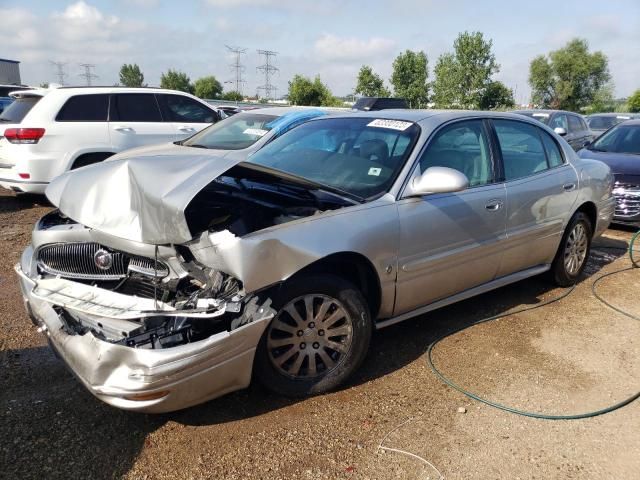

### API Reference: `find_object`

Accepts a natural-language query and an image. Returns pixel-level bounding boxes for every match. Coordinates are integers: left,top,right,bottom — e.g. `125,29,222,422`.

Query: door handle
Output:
485,200,503,211
178,126,196,132
113,126,133,132
563,183,576,192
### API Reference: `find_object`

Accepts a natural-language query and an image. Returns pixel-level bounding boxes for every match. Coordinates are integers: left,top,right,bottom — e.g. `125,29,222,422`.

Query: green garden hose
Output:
427,230,640,420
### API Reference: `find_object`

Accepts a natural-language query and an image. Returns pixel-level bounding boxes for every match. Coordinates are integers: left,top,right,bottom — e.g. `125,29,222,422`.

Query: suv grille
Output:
37,242,169,280
613,182,640,219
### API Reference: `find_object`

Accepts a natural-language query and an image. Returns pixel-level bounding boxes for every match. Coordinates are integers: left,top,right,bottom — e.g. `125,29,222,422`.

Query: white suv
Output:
0,86,222,194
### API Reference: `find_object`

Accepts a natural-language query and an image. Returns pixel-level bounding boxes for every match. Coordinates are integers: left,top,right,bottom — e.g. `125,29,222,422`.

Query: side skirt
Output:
375,264,551,330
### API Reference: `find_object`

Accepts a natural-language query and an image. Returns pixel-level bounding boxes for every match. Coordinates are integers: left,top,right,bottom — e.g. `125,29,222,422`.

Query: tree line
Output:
118,32,640,113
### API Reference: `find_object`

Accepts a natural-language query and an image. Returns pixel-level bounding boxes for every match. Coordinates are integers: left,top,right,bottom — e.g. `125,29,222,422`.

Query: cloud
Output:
313,34,396,62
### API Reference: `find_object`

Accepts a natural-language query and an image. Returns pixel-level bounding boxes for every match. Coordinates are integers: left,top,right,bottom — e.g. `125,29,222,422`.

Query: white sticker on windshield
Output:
367,119,413,131
368,167,382,176
243,128,268,136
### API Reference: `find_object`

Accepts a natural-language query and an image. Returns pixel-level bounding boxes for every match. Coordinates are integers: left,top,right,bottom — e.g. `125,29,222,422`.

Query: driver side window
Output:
419,120,493,187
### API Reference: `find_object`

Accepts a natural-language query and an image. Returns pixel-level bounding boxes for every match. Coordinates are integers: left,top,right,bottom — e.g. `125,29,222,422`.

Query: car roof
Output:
325,109,562,124
512,109,581,116
587,112,637,118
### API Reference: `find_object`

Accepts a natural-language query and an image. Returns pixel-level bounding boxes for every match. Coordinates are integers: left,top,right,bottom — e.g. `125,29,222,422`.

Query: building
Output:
0,58,21,85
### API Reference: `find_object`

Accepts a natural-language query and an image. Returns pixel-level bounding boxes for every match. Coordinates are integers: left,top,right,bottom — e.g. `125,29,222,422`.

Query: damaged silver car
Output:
17,111,615,412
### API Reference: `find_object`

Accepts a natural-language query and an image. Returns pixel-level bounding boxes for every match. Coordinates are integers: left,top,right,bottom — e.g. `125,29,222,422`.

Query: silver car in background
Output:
16,110,614,412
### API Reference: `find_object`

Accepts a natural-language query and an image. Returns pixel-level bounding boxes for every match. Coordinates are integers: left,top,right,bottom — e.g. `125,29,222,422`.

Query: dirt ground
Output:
1,187,639,480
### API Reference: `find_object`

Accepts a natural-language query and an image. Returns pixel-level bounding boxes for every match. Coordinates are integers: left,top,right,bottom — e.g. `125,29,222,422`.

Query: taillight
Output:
4,128,46,144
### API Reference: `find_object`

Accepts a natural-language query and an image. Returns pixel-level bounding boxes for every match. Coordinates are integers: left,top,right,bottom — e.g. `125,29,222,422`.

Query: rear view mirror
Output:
554,127,567,136
405,166,469,197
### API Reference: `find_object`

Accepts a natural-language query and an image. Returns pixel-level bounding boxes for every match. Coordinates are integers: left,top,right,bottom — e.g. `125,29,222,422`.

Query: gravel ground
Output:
1,187,639,480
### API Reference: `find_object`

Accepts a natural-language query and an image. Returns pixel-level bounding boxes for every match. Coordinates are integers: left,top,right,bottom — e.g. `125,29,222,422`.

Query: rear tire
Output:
550,211,592,286
254,274,372,397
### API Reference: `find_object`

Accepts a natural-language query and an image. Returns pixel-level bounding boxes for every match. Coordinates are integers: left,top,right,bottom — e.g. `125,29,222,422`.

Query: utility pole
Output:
49,61,68,85
78,63,98,86
225,45,247,96
256,49,279,101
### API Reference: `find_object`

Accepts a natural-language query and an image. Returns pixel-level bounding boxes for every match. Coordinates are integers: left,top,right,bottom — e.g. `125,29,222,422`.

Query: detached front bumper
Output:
15,248,273,413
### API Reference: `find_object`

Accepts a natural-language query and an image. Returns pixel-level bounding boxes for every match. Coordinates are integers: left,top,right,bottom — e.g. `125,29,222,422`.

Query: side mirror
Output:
554,127,567,136
405,166,469,197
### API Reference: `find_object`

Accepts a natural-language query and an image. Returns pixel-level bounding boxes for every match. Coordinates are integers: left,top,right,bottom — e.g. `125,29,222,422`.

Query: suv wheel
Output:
254,274,372,397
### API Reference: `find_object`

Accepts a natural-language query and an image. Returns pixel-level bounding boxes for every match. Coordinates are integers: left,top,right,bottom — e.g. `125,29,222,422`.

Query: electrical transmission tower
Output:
49,61,68,85
225,45,247,95
256,49,279,101
78,63,99,86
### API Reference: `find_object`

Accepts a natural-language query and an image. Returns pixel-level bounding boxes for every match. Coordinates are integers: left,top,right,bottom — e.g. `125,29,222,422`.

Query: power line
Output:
256,49,279,100
78,63,99,86
225,45,247,95
49,61,68,85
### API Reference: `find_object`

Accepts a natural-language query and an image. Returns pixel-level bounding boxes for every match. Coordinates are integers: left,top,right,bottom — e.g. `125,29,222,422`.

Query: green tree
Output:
39,82,49,88
119,64,145,87
160,69,193,94
221,91,243,101
528,38,610,111
390,50,429,108
193,76,223,99
628,89,640,113
479,81,515,110
432,31,499,109
355,65,390,97
583,83,616,114
287,74,334,106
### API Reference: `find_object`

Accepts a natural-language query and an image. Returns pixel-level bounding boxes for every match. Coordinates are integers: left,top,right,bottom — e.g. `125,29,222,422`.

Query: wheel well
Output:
71,152,115,170
576,201,597,233
285,252,382,318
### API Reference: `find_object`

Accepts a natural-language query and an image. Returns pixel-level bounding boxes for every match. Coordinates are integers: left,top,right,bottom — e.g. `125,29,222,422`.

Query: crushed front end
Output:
16,210,275,413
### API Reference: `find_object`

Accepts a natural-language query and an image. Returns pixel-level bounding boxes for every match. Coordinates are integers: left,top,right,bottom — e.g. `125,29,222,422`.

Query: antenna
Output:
78,63,98,86
225,45,247,95
256,49,279,101
49,61,68,85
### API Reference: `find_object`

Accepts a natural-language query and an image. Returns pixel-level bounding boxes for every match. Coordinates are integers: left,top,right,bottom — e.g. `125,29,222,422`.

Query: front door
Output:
395,119,507,315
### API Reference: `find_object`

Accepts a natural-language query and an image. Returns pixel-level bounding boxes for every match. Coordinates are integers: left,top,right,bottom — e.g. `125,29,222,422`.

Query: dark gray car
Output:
514,109,594,151
586,113,639,138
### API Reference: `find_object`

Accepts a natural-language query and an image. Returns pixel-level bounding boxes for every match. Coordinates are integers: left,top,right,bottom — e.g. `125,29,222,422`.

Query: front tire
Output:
254,274,372,397
550,211,592,286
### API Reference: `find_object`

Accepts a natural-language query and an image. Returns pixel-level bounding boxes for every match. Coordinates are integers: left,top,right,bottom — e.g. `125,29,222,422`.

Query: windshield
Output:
247,117,420,199
589,124,640,154
517,112,551,125
182,112,278,150
587,115,630,130
0,97,40,123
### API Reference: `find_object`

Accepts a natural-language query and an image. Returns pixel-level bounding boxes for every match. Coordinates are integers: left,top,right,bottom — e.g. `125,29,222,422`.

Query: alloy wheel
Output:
266,294,354,379
564,222,588,276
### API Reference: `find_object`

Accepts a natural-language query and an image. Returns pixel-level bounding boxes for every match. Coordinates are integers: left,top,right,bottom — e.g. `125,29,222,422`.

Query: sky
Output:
1,0,638,103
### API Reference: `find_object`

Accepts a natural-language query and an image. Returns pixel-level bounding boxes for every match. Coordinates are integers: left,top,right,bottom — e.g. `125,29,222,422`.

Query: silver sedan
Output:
16,110,615,412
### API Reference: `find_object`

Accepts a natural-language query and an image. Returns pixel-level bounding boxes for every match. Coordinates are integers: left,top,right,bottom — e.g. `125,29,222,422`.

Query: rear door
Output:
157,94,218,141
567,114,590,150
395,119,506,314
492,119,578,276
108,93,175,151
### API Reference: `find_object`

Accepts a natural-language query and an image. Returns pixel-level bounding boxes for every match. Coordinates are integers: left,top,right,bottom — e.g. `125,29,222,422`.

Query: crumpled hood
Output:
46,150,245,245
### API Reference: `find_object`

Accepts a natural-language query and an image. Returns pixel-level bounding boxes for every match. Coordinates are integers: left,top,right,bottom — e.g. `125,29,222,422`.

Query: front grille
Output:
613,182,640,219
37,242,169,280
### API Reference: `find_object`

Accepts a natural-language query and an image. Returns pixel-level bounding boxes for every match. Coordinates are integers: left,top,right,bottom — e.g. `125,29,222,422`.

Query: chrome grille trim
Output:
613,183,640,219
36,242,169,280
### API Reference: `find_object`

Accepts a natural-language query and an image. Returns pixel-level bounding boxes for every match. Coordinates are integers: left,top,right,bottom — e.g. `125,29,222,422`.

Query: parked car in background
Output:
352,96,409,111
586,113,638,138
216,105,241,116
17,110,613,412
579,119,640,224
107,107,333,166
0,86,223,194
0,97,13,114
514,109,593,151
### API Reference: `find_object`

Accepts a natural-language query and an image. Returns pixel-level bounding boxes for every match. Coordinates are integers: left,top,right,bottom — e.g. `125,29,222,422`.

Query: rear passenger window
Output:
419,120,493,187
111,94,162,122
540,132,564,168
494,120,548,180
56,94,109,122
158,94,216,123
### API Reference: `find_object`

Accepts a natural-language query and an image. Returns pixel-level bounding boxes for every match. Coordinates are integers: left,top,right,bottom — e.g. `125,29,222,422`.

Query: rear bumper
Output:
0,166,48,193
15,248,273,413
